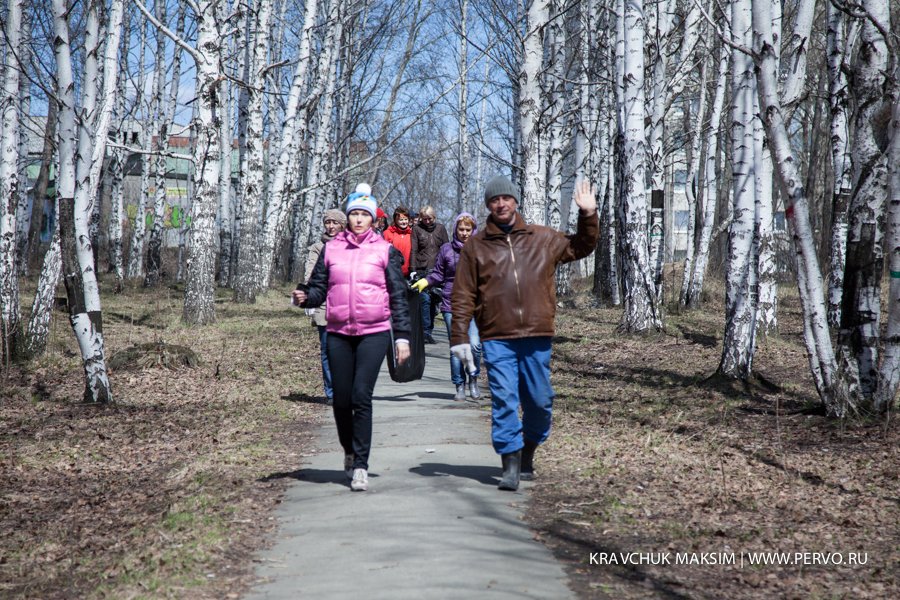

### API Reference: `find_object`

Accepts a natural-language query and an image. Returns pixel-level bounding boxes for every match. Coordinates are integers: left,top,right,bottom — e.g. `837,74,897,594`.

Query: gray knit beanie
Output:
323,208,347,226
483,175,520,204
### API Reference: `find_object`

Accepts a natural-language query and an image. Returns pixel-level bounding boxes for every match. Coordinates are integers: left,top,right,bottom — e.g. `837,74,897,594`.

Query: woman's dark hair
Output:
393,206,410,220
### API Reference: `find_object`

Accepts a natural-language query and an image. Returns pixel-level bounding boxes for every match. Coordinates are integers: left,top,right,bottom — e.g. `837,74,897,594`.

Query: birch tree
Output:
685,41,729,308
518,0,549,225
234,0,274,303
678,56,708,307
617,0,661,332
752,0,850,415
455,0,470,215
181,1,224,324
289,0,343,284
875,74,900,412
137,0,226,324
107,28,130,292
13,10,31,279
126,15,150,280
146,2,187,287
645,0,674,295
837,0,891,400
54,0,124,403
718,0,758,379
825,0,854,326
257,0,319,289
0,0,24,360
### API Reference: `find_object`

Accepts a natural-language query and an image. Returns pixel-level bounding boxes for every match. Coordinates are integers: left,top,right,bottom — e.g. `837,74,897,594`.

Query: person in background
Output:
303,209,346,405
375,207,389,235
450,176,598,492
294,189,411,492
383,206,413,276
412,212,480,400
410,205,449,344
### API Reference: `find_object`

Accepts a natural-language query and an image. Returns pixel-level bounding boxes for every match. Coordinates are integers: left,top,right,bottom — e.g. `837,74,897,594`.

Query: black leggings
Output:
326,330,390,470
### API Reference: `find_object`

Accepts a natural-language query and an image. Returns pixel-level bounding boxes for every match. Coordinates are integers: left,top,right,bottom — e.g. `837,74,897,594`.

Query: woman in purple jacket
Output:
293,190,410,492
411,212,481,401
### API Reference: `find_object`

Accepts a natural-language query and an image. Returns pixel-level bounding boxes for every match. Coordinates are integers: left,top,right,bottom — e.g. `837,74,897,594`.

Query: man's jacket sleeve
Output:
559,210,600,264
450,245,477,346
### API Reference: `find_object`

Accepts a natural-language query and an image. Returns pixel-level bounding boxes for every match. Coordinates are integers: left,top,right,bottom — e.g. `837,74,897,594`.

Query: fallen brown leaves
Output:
0,280,328,599
528,283,900,599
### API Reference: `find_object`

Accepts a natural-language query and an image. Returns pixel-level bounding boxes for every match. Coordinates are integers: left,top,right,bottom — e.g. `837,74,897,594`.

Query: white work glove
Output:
450,343,476,376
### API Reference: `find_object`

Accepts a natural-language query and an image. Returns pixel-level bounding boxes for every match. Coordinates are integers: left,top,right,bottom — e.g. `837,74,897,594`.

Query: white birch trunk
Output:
837,1,890,400
718,0,758,379
875,90,900,413
234,0,274,303
678,57,708,306
24,214,61,359
14,12,31,278
754,90,778,336
825,1,852,326
0,0,24,360
182,0,224,324
456,0,470,215
146,2,186,286
217,0,236,287
55,0,122,403
546,0,565,236
126,17,150,280
289,1,347,284
618,0,660,332
518,0,549,226
646,0,673,294
107,16,130,291
753,0,849,415
258,0,319,288
687,42,729,308
141,0,167,284
779,0,816,115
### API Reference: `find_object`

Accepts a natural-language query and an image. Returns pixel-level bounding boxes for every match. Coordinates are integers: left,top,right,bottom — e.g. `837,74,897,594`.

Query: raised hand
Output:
573,180,597,216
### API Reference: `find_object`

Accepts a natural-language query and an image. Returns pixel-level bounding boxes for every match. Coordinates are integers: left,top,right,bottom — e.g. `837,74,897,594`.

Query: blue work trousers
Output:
481,337,554,455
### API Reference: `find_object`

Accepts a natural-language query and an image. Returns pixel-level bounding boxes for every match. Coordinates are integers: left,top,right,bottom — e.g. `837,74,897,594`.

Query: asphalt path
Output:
246,325,574,599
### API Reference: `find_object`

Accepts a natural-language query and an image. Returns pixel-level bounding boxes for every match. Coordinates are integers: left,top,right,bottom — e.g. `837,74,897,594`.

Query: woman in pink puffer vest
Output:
293,186,410,492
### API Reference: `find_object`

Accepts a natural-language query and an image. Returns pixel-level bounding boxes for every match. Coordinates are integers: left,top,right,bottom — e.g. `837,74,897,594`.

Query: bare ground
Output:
1,276,898,599
1,281,329,599
527,282,899,599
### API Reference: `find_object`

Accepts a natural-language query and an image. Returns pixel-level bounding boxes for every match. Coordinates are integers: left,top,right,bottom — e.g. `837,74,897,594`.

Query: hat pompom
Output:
355,182,372,196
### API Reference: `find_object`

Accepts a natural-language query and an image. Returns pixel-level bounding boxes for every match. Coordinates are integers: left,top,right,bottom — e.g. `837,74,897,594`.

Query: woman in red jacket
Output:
383,206,413,276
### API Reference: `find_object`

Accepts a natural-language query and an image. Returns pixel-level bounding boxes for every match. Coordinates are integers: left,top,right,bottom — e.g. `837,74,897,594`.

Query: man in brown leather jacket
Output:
450,175,598,491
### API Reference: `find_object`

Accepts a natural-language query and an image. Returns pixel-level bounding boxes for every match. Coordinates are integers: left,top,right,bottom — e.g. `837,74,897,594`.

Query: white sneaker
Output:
343,454,354,480
350,468,368,491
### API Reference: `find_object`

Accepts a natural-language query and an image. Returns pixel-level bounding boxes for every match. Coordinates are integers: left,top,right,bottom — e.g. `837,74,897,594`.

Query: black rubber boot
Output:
520,439,538,481
498,451,521,491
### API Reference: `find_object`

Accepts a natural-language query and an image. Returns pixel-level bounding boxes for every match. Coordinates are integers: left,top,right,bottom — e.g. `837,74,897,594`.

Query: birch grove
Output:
0,0,897,416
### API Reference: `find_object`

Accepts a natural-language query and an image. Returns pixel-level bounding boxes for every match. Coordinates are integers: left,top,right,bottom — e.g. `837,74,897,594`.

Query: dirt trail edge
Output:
245,328,574,599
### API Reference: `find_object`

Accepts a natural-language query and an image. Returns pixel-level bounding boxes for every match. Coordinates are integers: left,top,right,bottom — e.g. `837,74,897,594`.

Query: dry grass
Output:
2,268,898,599
0,276,328,599
528,277,899,599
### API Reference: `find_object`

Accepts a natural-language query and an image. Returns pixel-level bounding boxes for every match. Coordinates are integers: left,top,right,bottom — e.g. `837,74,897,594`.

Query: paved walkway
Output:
246,327,574,600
